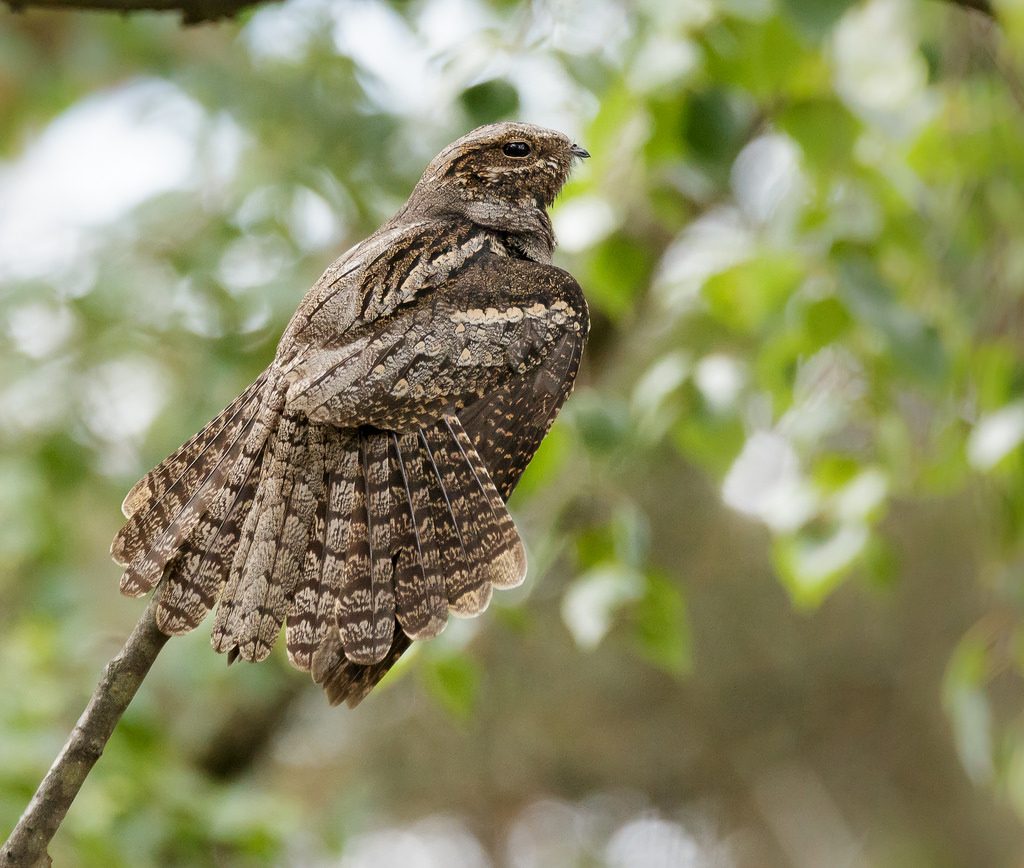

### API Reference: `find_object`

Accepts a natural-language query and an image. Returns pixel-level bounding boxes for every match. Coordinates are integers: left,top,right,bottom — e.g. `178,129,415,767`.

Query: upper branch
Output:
2,0,276,24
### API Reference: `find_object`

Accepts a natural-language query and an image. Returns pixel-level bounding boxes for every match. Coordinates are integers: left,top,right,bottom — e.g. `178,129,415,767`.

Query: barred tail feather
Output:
312,628,413,708
285,483,329,669
121,374,268,521
285,431,357,669
210,501,259,662
336,432,396,665
391,431,447,640
234,414,320,662
154,451,262,635
209,418,280,658
419,427,472,613
209,411,314,662
112,375,268,566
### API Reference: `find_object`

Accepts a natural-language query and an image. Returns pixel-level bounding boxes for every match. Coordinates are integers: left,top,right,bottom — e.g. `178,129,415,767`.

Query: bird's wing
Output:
457,323,586,501
275,219,493,362
282,253,588,433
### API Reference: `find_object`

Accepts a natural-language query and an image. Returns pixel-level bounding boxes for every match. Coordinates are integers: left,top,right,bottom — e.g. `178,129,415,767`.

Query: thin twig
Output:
0,601,169,867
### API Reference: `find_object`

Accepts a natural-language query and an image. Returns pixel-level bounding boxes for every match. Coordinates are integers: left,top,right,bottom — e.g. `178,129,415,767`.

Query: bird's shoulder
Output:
276,217,487,356
275,214,583,368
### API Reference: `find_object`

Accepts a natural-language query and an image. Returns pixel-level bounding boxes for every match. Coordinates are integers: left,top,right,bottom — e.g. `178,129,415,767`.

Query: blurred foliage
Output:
4,0,1024,865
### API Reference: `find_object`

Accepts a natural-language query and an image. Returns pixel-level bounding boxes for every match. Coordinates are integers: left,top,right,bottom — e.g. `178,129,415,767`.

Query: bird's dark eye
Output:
502,141,532,158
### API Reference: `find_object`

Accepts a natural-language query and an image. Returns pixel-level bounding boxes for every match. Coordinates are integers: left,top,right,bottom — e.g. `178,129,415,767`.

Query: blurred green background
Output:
3,0,1024,864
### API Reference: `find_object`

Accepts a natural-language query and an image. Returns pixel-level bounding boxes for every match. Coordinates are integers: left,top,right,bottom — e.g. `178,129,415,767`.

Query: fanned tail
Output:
311,414,526,706
113,378,530,707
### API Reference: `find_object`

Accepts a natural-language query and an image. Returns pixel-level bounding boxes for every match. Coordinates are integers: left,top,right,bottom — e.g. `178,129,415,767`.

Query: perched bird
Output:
110,122,590,706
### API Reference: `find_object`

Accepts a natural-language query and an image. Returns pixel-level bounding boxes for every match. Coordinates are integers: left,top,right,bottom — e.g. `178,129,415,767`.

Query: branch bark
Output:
0,601,169,868
2,0,276,24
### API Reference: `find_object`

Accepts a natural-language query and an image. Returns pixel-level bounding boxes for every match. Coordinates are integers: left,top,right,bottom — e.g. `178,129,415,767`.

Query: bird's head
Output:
406,122,589,245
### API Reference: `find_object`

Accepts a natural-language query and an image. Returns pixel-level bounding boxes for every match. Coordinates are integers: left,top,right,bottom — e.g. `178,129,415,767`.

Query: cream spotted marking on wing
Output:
450,300,577,325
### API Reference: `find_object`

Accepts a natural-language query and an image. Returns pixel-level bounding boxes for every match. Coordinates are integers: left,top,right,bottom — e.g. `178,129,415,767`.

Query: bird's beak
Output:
570,144,590,159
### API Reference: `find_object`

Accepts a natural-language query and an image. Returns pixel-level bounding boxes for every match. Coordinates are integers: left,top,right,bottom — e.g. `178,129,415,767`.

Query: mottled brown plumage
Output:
111,122,590,706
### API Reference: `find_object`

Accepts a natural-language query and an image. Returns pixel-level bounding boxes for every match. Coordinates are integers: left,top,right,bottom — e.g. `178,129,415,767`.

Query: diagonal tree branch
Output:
0,601,169,868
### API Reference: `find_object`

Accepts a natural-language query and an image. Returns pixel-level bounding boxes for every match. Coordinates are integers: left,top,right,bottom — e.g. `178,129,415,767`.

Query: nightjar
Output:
110,122,590,706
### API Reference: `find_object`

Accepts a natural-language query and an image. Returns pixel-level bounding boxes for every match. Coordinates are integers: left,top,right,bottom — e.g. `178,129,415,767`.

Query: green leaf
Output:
672,399,746,475
778,0,857,39
580,232,652,320
971,342,1021,412
630,572,692,677
778,99,861,171
683,87,756,177
575,526,618,572
802,295,852,346
772,523,869,607
571,392,632,455
703,254,804,333
702,16,824,100
422,653,480,721
811,454,862,490
836,253,948,385
459,79,519,126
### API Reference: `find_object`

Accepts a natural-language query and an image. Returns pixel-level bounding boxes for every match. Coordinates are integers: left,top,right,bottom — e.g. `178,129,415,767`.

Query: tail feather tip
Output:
119,570,153,599
402,613,448,642
121,482,151,519
448,581,493,618
490,543,528,590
